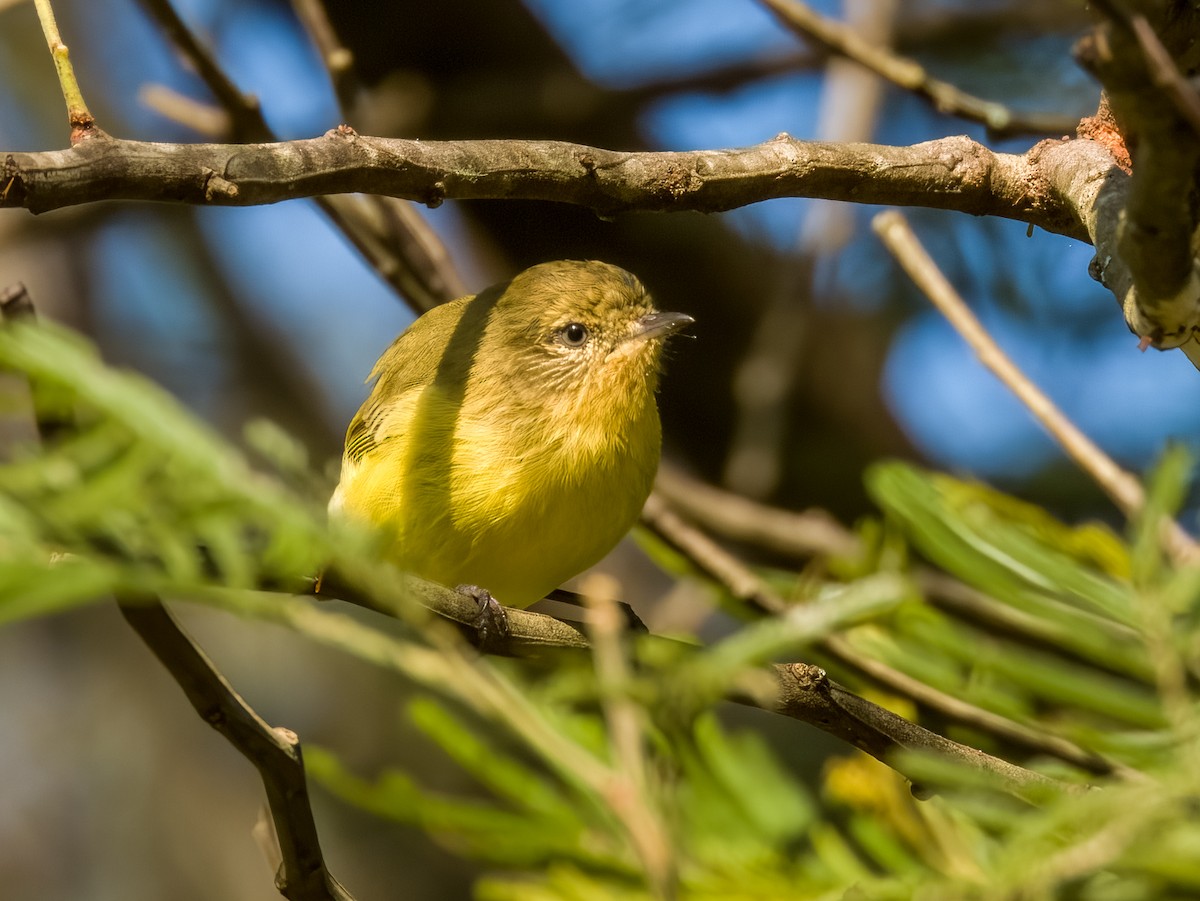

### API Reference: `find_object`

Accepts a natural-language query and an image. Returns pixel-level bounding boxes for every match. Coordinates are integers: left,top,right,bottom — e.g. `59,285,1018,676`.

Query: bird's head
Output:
478,260,693,412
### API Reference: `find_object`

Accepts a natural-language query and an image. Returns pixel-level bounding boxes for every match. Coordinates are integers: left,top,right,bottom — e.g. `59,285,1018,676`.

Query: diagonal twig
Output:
289,0,358,115
872,209,1199,567
757,0,1077,139
32,0,95,136
118,597,355,901
1128,14,1200,138
312,568,1085,796
135,0,463,311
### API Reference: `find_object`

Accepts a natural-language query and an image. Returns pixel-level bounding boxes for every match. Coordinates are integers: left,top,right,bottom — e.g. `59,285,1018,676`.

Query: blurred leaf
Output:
307,744,623,868
867,462,1135,624
0,321,331,590
676,712,813,866
1130,445,1192,587
407,697,588,823
866,461,1150,681
0,556,119,626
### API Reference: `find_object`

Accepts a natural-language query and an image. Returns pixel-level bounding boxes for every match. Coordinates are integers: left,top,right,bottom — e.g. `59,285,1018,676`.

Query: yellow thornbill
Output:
330,260,692,630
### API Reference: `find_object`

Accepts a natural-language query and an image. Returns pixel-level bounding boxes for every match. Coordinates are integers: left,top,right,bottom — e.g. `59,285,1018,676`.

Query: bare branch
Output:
758,0,1077,139
1,130,1095,238
135,0,463,310
1075,6,1200,355
313,568,1083,796
119,597,354,901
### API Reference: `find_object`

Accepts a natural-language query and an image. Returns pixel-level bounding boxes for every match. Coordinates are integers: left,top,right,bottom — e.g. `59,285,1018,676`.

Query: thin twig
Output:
312,569,1083,796
284,0,464,308
135,0,270,140
1128,14,1200,138
872,209,1200,567
32,0,95,136
656,464,860,559
289,0,358,114
135,0,463,311
118,597,355,901
757,0,1075,139
725,0,893,498
771,663,1080,800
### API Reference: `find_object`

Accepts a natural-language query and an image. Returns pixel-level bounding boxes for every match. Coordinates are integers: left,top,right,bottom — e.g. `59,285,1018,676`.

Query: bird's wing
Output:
343,297,472,464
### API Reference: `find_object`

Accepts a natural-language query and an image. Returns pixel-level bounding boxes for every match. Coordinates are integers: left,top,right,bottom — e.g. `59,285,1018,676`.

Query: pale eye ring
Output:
561,322,589,347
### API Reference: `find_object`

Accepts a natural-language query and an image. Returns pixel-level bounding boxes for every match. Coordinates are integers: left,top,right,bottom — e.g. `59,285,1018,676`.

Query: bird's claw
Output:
456,584,510,648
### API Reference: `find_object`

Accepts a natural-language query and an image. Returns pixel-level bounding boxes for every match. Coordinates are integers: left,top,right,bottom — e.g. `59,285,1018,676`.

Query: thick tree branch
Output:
10,128,1166,351
2,130,1092,239
1074,5,1200,356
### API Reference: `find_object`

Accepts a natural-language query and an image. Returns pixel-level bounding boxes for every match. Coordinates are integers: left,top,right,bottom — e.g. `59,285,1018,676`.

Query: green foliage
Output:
863,462,1171,736
3,320,1200,899
0,320,330,611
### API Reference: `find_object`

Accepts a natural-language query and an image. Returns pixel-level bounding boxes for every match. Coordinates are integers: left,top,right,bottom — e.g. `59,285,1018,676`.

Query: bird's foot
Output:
456,584,510,649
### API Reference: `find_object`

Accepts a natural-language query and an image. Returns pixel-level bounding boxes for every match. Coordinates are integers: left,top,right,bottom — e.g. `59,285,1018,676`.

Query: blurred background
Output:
2,0,1197,898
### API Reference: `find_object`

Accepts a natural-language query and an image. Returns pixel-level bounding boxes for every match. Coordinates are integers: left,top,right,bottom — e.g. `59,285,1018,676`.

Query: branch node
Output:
424,181,446,208
274,726,300,746
201,168,239,202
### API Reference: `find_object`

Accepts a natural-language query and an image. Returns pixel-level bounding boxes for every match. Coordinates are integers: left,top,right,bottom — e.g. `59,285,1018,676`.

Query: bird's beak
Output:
632,311,695,341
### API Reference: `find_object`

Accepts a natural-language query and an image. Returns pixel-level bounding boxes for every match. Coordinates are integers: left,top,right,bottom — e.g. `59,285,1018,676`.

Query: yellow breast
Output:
331,382,661,607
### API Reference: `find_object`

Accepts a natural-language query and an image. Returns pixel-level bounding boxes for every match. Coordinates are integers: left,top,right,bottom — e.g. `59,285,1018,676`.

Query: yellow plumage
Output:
330,260,691,608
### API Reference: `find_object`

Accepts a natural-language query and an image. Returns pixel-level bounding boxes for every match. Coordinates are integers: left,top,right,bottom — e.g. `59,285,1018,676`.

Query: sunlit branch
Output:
1,130,1094,238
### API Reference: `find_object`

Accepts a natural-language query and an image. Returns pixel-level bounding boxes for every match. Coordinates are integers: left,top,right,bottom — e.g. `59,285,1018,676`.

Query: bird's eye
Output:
561,322,589,347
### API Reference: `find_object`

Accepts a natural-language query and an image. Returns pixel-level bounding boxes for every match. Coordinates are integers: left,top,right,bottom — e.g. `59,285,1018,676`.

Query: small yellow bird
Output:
329,260,692,631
